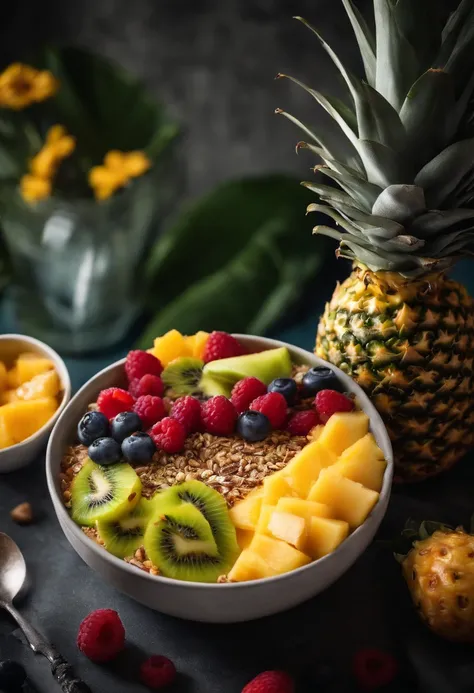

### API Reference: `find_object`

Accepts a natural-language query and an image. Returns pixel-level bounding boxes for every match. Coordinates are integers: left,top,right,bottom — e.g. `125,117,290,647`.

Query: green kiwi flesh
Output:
161,357,204,395
201,347,292,392
96,497,156,558
144,503,225,582
71,460,142,527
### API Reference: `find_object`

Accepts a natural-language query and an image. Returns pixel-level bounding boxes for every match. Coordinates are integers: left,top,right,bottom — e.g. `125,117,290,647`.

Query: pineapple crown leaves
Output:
393,517,474,564
278,1,474,277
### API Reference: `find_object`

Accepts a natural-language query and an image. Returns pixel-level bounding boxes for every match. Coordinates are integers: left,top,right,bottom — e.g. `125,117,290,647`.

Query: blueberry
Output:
122,432,156,463
111,411,143,443
77,411,109,446
268,377,298,404
301,367,343,397
236,411,271,442
88,437,122,466
0,660,27,692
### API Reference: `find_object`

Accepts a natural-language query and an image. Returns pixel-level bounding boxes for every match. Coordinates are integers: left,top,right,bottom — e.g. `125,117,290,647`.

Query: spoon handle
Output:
3,602,92,693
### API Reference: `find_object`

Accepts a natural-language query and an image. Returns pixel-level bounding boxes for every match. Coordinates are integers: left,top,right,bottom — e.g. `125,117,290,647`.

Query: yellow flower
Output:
89,150,151,200
20,174,52,202
123,151,151,177
20,124,75,204
0,63,59,110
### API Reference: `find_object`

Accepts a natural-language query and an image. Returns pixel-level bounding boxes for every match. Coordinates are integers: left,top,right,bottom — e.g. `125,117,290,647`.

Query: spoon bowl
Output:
0,533,26,604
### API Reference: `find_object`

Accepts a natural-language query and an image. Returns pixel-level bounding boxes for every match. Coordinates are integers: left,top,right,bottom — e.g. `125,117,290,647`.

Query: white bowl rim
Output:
46,334,393,590
0,333,72,453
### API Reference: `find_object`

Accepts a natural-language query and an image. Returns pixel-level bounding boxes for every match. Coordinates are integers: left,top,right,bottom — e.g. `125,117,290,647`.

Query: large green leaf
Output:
340,0,376,85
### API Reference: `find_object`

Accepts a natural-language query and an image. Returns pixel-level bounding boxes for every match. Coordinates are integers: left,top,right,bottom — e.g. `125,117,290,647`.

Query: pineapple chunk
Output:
317,412,369,456
229,488,264,531
228,549,278,581
250,534,311,574
283,441,337,497
149,330,191,366
262,473,295,505
333,433,386,492
267,511,307,551
186,331,209,360
276,497,331,520
16,355,54,385
236,529,254,551
255,504,276,535
0,416,15,449
6,368,19,389
0,362,6,392
1,389,20,405
16,370,60,401
308,468,379,528
0,398,58,444
306,516,349,559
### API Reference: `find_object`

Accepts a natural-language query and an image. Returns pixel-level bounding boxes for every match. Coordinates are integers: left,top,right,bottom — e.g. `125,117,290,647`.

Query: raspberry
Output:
315,389,354,423
149,417,186,453
170,396,202,433
133,395,166,429
140,655,176,690
77,609,125,663
129,374,164,399
231,377,267,413
352,648,398,691
250,393,287,429
203,331,245,363
242,670,294,693
287,410,321,436
125,350,163,382
201,396,237,435
97,388,135,420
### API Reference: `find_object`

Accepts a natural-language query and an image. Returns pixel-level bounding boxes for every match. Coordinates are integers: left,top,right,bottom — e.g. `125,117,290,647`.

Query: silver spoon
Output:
0,532,92,693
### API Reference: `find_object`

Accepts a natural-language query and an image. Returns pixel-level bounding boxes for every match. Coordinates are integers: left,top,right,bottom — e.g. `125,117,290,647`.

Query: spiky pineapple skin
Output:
402,530,474,644
316,267,474,482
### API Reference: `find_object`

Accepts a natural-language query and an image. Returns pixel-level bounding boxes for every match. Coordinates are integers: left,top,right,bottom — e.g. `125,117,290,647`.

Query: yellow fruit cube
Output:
276,497,331,520
267,511,307,551
229,488,264,531
309,424,324,441
255,504,276,535
308,468,379,528
186,331,209,360
250,534,311,574
306,516,349,559
6,367,19,389
149,330,191,366
16,370,60,401
1,389,20,405
228,549,278,581
0,397,57,444
333,434,386,492
262,473,295,505
236,529,254,551
0,416,15,449
0,362,7,392
283,441,337,497
317,412,369,456
16,355,54,385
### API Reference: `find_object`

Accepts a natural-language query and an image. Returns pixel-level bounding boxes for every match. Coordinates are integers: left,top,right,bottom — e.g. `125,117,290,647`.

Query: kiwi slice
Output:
153,480,240,576
161,357,204,395
144,503,228,582
96,497,156,558
71,460,142,527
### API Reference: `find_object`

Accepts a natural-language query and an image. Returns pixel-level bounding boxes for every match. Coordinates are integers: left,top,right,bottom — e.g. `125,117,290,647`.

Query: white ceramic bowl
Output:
46,335,393,623
0,334,71,473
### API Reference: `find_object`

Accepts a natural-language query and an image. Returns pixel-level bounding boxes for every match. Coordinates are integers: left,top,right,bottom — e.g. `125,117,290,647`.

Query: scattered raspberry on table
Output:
170,396,203,432
97,388,135,420
150,417,186,453
352,648,398,691
203,331,245,363
201,396,237,435
231,377,267,413
315,389,354,423
129,374,164,399
250,392,287,429
242,670,295,693
140,655,177,690
133,395,166,429
287,410,321,436
125,350,163,382
77,609,125,663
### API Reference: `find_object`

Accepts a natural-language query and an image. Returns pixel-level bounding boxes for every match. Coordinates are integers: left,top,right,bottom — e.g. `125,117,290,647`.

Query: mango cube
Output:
276,497,331,520
228,549,278,581
16,354,54,385
236,529,254,551
249,534,311,574
267,511,307,551
1,389,20,405
16,370,60,401
0,362,6,392
0,398,57,444
149,330,191,366
229,488,264,531
262,473,295,505
186,331,209,360
0,417,15,449
283,441,337,496
317,411,369,456
255,504,276,535
309,424,324,441
308,468,379,529
306,516,349,559
6,368,19,389
333,433,386,492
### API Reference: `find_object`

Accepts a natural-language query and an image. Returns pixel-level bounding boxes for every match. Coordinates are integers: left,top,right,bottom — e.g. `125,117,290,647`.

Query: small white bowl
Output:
46,335,393,623
0,334,71,473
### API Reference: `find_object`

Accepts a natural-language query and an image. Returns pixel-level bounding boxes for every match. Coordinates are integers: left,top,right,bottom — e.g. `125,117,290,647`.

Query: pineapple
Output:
278,0,474,481
401,526,474,644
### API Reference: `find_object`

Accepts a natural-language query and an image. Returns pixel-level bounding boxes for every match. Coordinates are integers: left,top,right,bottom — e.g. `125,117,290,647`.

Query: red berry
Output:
77,609,125,663
352,648,398,691
287,410,321,436
97,388,135,420
170,396,202,433
250,393,287,429
140,655,177,690
203,331,245,363
242,670,294,693
231,377,267,414
149,417,186,453
201,396,237,436
125,350,163,382
315,389,354,423
130,374,164,399
133,395,166,429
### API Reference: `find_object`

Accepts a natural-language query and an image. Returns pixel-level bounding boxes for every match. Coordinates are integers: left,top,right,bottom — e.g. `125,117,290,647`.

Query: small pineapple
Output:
401,526,474,644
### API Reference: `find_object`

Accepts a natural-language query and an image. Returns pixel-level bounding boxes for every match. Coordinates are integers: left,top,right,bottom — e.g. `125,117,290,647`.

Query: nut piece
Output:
10,502,34,525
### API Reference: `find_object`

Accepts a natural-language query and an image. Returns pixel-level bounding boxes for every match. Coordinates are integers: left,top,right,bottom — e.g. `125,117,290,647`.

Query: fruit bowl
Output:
46,335,393,623
0,334,71,473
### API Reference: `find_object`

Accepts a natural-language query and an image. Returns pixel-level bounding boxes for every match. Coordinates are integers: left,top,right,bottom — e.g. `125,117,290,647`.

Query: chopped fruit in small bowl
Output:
46,332,392,623
0,334,71,473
